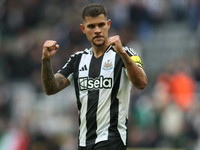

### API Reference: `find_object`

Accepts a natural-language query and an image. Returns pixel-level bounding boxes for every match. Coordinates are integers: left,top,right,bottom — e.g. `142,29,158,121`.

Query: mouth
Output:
93,36,104,40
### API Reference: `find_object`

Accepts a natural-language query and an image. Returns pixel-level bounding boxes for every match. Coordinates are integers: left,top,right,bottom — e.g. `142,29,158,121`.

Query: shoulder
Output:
70,48,92,58
123,46,138,56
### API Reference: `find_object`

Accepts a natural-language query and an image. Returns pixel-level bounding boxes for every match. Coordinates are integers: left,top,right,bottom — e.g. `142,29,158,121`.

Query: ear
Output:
80,24,85,34
107,19,111,29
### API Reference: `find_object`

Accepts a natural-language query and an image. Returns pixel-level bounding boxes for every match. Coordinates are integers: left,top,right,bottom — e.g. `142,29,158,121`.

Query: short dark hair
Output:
82,3,107,21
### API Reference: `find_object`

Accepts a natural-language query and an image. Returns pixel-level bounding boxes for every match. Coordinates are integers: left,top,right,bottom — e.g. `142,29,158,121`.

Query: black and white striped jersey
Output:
58,45,143,147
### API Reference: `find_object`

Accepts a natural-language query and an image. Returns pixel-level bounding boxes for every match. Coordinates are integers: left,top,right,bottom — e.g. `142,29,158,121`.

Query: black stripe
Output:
125,118,128,145
86,55,103,146
108,53,123,140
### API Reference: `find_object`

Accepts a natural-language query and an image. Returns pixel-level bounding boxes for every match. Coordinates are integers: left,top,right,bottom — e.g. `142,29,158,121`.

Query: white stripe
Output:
79,95,88,146
84,48,90,54
78,53,92,147
127,48,134,55
105,45,112,53
67,73,74,84
117,68,132,145
124,46,136,56
95,50,116,144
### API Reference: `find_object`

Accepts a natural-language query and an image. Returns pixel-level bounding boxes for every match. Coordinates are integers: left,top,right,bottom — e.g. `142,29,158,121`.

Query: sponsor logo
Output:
102,60,113,70
79,76,112,91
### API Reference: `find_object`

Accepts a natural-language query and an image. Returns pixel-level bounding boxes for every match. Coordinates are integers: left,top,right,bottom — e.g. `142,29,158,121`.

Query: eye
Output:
88,24,95,28
99,23,105,27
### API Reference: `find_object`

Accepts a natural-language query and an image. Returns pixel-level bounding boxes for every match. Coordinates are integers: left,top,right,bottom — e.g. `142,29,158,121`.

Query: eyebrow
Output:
87,22,106,27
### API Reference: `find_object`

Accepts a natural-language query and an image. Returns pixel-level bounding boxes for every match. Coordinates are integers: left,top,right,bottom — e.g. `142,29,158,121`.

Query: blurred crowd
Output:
0,0,200,150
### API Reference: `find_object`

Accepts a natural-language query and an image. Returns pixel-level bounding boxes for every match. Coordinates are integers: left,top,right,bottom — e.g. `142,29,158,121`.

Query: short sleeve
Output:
58,55,75,84
124,46,143,68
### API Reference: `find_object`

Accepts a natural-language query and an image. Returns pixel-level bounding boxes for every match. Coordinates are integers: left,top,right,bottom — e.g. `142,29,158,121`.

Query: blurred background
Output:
0,0,200,149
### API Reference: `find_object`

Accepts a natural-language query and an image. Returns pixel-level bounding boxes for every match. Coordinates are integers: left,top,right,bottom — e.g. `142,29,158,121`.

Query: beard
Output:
93,40,106,47
92,36,106,47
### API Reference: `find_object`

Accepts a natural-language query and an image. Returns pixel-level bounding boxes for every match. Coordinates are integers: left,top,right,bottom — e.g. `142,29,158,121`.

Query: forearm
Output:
109,35,147,89
119,52,147,90
41,58,58,95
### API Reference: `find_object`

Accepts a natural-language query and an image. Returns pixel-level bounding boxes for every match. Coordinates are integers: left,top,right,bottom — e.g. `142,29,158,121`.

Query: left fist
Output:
109,35,124,54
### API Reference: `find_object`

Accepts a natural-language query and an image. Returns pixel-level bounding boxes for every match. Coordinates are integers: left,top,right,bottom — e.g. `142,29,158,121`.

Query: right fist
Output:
42,40,59,60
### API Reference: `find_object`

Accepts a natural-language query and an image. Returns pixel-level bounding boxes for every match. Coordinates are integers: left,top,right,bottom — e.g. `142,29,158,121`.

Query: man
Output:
41,3,147,150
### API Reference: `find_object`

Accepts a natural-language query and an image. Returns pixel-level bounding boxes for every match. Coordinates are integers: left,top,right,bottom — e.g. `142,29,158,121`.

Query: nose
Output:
94,26,101,34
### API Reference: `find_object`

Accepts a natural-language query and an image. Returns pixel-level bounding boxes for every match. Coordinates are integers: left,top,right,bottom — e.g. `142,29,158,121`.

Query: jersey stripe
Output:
78,52,92,146
108,54,122,140
95,49,116,143
86,55,103,146
117,67,132,145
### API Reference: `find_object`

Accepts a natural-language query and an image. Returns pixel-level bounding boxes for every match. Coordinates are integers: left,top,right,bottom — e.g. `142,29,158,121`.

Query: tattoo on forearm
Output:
124,56,132,66
42,59,67,94
42,61,54,80
56,76,66,89
42,60,57,93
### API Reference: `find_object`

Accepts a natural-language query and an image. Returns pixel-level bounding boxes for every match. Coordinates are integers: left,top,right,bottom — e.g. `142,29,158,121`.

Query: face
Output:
80,14,111,47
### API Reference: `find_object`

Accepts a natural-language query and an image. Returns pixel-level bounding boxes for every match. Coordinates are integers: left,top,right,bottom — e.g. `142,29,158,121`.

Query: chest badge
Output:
103,60,113,70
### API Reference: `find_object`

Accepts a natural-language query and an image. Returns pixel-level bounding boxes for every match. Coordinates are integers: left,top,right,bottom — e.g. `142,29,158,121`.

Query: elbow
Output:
45,91,54,95
135,79,147,90
138,75,148,90
44,89,57,95
137,82,147,90
45,92,54,95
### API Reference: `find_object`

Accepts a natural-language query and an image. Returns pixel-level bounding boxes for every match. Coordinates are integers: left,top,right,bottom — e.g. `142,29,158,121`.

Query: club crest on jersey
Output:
102,60,113,70
79,76,112,91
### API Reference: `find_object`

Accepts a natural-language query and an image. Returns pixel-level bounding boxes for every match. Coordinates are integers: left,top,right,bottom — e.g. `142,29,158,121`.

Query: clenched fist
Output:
109,35,124,55
42,40,59,60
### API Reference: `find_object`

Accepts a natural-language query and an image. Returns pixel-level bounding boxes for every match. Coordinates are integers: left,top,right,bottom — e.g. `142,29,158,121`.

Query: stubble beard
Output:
92,36,106,47
93,40,106,47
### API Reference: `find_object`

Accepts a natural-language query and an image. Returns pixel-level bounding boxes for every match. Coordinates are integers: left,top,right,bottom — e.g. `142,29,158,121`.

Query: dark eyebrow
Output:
86,21,106,28
87,24,95,28
99,22,105,26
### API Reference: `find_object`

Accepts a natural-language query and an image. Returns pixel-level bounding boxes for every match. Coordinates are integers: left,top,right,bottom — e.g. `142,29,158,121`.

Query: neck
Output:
92,41,110,58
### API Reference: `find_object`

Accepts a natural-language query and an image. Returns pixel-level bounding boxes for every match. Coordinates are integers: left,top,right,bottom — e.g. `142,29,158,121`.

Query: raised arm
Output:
119,53,147,90
109,36,147,90
41,40,70,95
